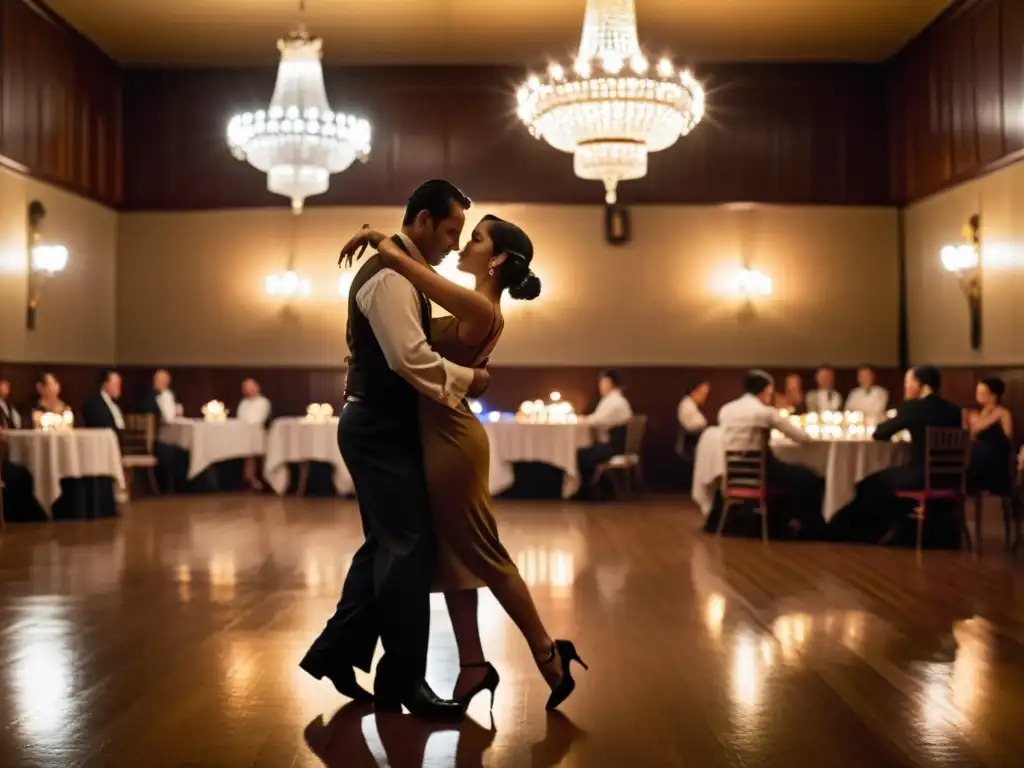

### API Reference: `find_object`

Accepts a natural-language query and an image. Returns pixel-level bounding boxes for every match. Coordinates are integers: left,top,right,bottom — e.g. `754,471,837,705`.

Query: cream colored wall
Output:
116,203,900,367
904,161,1024,366
0,168,117,363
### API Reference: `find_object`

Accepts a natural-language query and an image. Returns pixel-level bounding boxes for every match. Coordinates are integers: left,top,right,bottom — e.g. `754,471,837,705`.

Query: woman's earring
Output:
487,266,495,275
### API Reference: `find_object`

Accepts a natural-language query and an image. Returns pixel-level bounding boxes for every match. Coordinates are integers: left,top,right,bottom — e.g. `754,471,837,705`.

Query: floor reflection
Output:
7,603,74,743
1,497,1022,766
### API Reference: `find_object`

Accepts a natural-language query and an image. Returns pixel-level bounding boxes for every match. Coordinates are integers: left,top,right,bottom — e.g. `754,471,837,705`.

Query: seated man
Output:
82,369,126,439
575,369,633,499
831,365,962,544
805,365,842,412
713,370,825,538
844,365,889,420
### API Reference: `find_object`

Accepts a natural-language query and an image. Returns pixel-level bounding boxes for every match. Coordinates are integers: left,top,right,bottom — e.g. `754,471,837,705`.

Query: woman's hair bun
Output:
509,270,541,301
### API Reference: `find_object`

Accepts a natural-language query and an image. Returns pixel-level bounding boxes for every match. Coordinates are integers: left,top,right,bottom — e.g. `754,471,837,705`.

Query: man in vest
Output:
301,180,489,720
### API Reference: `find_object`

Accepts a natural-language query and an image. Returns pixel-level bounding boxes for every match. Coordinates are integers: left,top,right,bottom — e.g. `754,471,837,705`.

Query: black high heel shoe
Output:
541,640,588,711
455,661,501,711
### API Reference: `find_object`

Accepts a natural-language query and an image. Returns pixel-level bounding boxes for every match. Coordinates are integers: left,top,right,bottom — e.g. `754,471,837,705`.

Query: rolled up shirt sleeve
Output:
356,269,474,409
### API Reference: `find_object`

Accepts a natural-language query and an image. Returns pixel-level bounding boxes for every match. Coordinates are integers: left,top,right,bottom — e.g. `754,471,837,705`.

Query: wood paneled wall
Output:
888,0,1024,203
4,362,1022,490
0,0,122,205
121,64,889,210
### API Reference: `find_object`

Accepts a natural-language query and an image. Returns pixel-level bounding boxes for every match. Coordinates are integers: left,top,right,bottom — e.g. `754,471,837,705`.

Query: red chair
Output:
716,432,790,543
894,427,970,553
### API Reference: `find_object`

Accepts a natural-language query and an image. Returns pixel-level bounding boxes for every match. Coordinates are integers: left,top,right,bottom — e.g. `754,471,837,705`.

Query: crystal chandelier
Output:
516,0,704,204
227,1,371,213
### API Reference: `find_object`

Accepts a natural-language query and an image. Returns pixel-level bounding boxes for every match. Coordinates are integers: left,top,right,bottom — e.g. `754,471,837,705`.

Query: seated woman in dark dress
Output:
30,372,70,428
966,377,1014,495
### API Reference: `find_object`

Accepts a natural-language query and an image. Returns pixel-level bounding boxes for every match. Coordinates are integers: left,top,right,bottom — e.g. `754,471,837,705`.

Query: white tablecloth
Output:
159,419,267,480
692,426,909,522
484,422,592,498
263,417,354,495
3,428,126,516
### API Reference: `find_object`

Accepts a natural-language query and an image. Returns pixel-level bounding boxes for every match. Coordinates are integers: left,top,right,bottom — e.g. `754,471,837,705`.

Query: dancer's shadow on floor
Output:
305,701,586,767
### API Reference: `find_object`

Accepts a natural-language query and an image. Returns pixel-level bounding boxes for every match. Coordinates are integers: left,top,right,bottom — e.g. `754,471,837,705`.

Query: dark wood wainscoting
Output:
3,362,1023,490
0,0,122,205
122,63,889,210
888,0,1024,203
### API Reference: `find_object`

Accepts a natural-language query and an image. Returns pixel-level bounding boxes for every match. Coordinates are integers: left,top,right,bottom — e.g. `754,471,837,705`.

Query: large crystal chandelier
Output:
516,0,704,204
227,2,370,213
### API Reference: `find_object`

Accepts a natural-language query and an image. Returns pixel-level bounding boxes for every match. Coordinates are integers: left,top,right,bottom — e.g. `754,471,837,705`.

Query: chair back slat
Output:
122,413,156,456
623,415,647,455
722,429,768,494
925,427,969,491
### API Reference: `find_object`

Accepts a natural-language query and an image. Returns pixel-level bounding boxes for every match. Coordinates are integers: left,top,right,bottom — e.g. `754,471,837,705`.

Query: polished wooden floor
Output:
1,496,1024,767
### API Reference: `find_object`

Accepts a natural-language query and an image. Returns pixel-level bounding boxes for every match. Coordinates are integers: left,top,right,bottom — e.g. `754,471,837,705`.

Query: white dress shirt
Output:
586,388,633,443
157,389,178,423
354,233,473,410
101,390,125,430
0,398,20,428
718,393,810,451
677,395,708,432
237,395,271,425
805,389,843,413
844,386,889,419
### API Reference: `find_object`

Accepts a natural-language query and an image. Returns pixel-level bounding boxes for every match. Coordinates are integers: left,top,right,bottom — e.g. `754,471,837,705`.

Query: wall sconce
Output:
265,270,310,297
728,267,773,299
940,213,981,349
26,200,69,330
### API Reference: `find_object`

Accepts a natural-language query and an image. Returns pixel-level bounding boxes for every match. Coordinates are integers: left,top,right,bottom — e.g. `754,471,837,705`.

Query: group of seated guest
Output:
574,369,634,498
773,365,889,421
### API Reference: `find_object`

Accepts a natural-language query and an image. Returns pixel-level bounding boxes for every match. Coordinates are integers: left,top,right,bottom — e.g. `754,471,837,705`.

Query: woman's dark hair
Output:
981,376,1005,400
481,214,541,301
36,371,56,387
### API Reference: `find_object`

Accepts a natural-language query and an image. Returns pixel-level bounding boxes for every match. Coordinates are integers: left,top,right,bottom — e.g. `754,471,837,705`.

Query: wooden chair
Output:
0,430,7,527
716,432,790,543
591,415,648,499
121,413,160,498
894,427,970,554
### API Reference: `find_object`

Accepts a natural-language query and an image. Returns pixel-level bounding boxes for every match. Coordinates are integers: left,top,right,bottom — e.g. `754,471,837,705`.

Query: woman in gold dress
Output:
340,217,585,712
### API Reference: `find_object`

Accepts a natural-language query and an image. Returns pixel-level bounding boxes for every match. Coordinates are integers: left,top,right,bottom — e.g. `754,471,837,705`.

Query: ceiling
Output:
43,0,952,67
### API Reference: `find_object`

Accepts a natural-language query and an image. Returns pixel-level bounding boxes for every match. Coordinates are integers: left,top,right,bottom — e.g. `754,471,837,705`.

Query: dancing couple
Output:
300,179,586,720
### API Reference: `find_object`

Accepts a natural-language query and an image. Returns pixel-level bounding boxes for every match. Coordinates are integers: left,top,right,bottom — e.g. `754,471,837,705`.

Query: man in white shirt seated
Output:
574,369,633,499
844,365,889,420
712,370,826,538
805,366,842,413
139,368,179,492
237,378,272,491
676,381,710,490
141,369,179,423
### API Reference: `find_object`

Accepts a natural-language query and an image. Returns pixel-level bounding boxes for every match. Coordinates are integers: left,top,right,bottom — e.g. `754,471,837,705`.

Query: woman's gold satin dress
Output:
420,313,517,591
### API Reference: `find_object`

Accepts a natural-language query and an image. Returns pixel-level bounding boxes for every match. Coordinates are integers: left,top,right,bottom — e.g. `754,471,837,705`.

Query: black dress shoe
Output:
299,653,373,702
374,681,465,720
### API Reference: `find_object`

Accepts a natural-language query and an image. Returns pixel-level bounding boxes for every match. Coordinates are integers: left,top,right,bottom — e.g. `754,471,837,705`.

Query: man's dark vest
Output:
344,236,431,416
